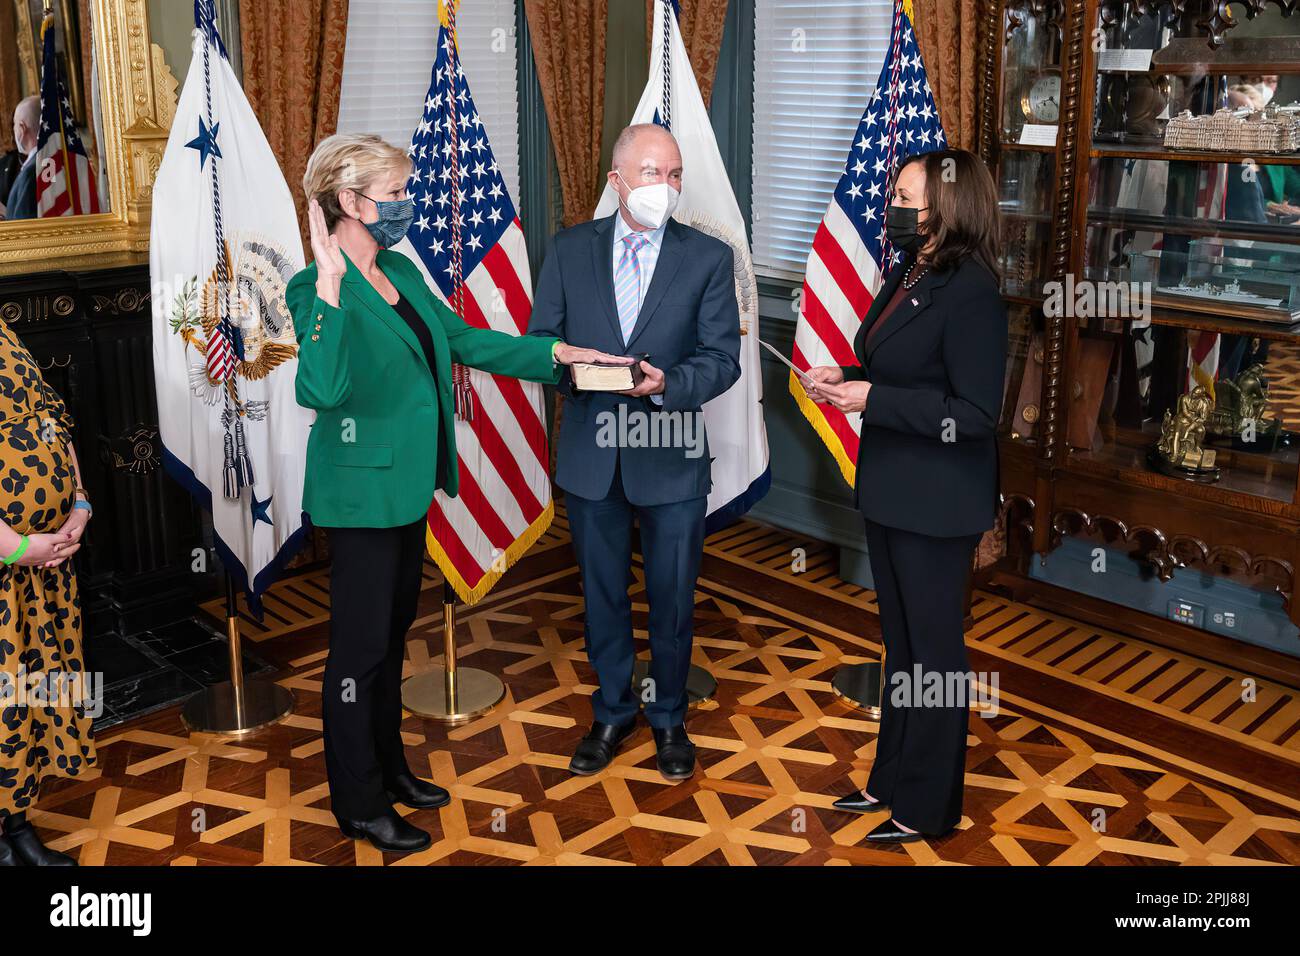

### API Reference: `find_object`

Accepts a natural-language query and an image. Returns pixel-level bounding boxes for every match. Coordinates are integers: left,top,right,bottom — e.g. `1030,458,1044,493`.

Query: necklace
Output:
902,260,929,290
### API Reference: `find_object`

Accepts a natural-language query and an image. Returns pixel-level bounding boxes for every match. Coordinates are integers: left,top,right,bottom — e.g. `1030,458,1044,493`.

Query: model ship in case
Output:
1128,242,1300,324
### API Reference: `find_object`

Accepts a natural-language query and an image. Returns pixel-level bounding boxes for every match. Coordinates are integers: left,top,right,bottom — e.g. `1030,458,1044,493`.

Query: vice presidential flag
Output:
150,1,311,613
35,12,100,217
789,0,945,485
594,0,770,530
393,0,555,605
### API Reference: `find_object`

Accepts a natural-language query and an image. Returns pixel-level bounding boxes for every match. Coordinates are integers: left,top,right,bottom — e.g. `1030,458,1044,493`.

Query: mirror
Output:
0,0,172,276
0,0,109,222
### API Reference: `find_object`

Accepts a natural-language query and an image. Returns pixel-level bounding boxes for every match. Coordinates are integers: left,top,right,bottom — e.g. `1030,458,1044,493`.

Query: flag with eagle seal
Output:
149,2,311,614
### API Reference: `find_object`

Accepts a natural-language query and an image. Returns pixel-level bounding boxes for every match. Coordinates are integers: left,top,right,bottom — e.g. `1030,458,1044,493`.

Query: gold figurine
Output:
1149,385,1221,482
1206,364,1291,449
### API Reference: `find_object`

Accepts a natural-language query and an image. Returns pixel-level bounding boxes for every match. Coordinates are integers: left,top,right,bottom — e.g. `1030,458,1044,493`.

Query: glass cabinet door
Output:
1071,0,1300,505
996,0,1064,299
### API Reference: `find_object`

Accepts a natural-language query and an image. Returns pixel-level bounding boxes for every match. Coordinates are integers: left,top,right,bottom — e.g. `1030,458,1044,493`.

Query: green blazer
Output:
286,249,560,529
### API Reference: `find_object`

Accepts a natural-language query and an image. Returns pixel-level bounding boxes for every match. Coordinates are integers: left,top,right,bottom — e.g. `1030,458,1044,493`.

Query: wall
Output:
147,0,242,84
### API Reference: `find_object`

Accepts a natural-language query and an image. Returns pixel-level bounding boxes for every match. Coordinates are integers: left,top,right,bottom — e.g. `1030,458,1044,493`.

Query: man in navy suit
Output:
529,124,740,781
2,97,39,221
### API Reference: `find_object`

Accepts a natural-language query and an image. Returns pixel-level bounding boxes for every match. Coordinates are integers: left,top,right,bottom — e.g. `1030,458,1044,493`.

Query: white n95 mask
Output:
617,172,680,230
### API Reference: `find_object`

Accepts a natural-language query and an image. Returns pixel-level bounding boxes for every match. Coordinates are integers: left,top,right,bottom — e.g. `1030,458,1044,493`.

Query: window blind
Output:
337,0,521,209
751,0,893,280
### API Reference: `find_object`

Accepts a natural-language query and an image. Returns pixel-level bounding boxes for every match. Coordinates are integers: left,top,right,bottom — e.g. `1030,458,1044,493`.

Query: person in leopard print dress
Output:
0,316,97,866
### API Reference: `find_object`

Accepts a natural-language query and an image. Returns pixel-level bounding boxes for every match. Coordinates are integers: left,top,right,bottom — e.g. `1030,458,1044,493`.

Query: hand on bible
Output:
616,360,665,397
552,344,636,367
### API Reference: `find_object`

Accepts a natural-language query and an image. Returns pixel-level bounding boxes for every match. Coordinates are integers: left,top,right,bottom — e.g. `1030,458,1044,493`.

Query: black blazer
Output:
841,254,1008,538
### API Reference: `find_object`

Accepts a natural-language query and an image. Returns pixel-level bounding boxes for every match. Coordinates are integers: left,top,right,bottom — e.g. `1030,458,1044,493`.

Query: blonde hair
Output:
302,133,412,230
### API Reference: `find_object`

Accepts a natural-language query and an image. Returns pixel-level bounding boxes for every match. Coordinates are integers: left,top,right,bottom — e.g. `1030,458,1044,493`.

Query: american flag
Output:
35,13,100,218
396,0,552,605
790,0,944,485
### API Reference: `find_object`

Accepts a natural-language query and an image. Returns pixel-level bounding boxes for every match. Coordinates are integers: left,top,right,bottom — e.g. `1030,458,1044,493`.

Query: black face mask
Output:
885,204,928,255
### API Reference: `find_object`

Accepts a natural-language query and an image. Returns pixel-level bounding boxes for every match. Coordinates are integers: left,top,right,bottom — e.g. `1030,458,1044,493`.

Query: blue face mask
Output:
356,192,415,249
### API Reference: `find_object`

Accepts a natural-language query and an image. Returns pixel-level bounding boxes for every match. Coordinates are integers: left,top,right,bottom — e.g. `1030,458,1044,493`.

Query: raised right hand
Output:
309,199,346,305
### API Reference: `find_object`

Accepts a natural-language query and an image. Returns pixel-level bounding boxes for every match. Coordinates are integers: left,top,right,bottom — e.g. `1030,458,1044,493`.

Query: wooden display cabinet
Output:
979,0,1300,685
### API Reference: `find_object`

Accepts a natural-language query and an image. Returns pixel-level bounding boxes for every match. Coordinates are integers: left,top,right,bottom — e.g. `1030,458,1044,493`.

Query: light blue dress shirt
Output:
612,212,668,403
612,212,667,320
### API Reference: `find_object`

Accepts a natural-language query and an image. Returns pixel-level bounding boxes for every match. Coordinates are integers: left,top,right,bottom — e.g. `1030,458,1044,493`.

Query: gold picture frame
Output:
0,0,175,276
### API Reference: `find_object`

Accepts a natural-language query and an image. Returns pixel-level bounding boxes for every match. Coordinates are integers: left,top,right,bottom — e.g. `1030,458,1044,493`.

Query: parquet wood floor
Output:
31,509,1300,865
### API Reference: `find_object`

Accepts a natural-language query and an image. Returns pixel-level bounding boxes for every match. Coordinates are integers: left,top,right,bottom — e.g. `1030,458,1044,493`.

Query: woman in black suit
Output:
806,148,1007,843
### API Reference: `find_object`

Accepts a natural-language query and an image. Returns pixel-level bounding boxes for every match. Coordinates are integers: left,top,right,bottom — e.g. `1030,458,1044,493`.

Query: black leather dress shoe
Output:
569,718,638,775
832,790,889,814
4,816,76,866
385,772,451,810
651,725,696,781
0,835,19,866
865,818,937,844
335,810,432,853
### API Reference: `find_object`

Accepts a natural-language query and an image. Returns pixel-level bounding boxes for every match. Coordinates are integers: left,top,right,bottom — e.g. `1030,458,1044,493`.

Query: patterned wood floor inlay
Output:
37,511,1300,866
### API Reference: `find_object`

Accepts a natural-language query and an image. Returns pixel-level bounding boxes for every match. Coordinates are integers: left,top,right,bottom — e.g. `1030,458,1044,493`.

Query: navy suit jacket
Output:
4,154,36,221
528,213,741,506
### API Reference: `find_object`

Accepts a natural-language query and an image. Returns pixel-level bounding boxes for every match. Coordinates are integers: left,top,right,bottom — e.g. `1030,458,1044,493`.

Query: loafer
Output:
0,835,19,866
832,790,889,814
385,772,451,810
569,718,638,776
651,725,696,781
865,818,937,844
4,817,76,866
336,809,432,853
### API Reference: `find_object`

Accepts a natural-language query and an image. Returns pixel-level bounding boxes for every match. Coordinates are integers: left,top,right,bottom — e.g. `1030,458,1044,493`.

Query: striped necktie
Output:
614,232,649,344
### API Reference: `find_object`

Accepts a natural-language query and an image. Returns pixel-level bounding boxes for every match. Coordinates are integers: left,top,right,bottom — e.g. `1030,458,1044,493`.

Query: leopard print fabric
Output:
0,318,96,821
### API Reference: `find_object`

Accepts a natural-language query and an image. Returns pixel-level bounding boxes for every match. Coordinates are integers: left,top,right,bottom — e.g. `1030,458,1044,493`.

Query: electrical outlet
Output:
1168,598,1204,627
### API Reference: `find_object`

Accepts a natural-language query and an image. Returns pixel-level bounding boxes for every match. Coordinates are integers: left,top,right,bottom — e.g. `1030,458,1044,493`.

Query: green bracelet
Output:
2,535,29,567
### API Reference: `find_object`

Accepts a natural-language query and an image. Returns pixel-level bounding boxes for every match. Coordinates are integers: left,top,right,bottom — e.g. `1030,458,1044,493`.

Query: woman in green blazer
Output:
291,133,625,854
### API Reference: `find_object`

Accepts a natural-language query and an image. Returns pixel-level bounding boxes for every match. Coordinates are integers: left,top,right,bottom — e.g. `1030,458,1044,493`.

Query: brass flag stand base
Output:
181,574,294,737
631,660,716,706
402,582,506,723
830,655,886,720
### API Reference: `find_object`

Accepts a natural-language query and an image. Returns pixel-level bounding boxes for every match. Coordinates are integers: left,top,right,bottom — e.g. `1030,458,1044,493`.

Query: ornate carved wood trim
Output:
1040,0,1087,466
1050,507,1294,606
980,0,1003,168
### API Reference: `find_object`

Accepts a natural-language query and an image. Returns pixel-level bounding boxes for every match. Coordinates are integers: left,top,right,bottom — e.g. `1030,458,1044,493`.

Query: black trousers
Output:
862,517,980,834
322,519,426,819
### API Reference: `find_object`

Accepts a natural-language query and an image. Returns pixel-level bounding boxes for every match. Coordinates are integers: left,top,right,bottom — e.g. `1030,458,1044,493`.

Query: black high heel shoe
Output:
0,834,19,866
865,817,940,844
832,789,889,814
335,809,432,853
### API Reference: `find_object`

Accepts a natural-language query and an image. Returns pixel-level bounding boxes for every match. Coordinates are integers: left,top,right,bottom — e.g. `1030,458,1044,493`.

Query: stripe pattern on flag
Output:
35,13,101,218
788,0,944,486
399,2,552,605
